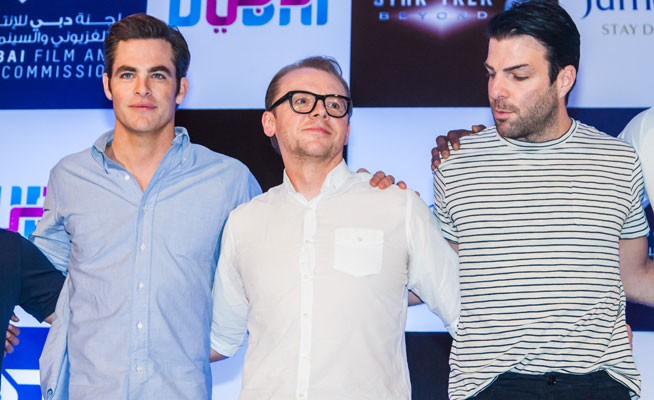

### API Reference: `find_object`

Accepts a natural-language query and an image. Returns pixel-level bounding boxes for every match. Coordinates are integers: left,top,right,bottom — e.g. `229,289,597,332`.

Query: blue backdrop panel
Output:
0,0,146,109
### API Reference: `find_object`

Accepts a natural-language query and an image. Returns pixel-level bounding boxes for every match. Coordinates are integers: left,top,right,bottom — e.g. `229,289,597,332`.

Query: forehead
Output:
486,35,548,68
112,38,174,71
277,67,347,96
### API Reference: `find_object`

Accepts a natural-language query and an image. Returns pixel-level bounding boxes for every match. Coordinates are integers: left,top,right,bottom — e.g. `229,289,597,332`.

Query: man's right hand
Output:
4,314,20,356
431,124,486,170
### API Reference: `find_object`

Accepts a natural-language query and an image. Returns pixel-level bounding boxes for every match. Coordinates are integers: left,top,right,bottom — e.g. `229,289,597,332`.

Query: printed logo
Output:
1,328,49,400
582,0,653,18
370,0,513,36
169,0,328,34
0,185,46,237
0,0,145,109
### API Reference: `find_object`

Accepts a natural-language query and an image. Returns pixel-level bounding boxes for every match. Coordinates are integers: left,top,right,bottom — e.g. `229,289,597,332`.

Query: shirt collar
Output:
91,127,190,173
499,118,577,149
282,159,352,200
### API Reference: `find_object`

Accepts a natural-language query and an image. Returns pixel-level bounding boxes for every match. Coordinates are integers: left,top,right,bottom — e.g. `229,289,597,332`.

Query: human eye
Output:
152,72,165,79
119,72,134,79
327,99,343,110
294,96,308,105
292,93,313,109
512,73,528,81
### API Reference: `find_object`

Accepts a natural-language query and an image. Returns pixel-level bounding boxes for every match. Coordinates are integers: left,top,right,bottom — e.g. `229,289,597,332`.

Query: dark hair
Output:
264,56,351,152
488,0,580,102
104,14,190,93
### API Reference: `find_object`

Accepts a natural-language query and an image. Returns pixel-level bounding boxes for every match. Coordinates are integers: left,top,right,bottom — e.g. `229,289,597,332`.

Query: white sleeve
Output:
210,218,249,357
619,107,653,205
405,191,460,336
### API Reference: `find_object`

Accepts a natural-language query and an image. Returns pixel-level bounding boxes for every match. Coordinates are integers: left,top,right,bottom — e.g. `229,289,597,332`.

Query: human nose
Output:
311,97,329,118
488,75,507,101
134,76,151,96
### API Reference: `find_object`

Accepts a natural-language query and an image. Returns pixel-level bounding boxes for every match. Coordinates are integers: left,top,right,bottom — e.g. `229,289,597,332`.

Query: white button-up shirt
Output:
211,161,459,400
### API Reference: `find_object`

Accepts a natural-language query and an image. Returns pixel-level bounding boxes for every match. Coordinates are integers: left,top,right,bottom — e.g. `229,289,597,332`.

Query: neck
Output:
106,124,176,191
524,106,572,143
283,155,343,201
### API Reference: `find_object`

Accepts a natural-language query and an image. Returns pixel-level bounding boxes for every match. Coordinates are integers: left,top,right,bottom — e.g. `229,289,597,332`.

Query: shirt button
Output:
124,175,130,181
138,282,144,290
140,243,146,251
303,274,309,279
304,239,310,244
136,365,142,372
137,322,143,330
298,394,305,399
303,312,308,318
357,236,363,242
143,205,148,211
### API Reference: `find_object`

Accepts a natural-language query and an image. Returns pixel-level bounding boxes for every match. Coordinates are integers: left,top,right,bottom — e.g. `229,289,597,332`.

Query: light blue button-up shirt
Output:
31,128,261,399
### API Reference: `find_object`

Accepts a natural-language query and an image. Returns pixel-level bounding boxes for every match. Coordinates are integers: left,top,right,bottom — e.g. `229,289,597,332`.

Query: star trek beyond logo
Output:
169,0,328,34
372,0,515,36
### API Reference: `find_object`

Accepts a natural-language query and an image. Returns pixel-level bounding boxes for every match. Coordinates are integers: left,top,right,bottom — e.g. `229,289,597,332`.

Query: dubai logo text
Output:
169,0,328,34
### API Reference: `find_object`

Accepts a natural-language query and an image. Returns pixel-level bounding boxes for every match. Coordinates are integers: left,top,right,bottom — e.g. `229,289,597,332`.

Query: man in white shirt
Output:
209,56,460,400
619,107,653,204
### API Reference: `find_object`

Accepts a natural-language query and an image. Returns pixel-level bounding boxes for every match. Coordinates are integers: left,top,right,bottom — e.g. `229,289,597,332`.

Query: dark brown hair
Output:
104,14,190,93
265,56,351,152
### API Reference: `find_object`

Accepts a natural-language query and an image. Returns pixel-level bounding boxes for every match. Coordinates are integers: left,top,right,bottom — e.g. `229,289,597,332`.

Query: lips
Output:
493,109,513,119
303,125,330,135
130,103,156,110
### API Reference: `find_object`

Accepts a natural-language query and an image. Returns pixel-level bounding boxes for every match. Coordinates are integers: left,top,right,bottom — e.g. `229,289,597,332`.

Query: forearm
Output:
408,290,423,306
210,348,228,362
619,236,654,307
622,256,654,307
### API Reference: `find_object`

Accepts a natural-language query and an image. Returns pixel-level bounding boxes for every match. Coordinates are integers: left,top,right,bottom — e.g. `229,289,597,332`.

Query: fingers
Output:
432,133,454,170
10,313,19,323
471,124,487,133
367,170,384,187
431,146,443,170
447,130,463,151
5,324,20,354
356,167,369,174
396,181,407,190
626,323,633,350
374,171,395,190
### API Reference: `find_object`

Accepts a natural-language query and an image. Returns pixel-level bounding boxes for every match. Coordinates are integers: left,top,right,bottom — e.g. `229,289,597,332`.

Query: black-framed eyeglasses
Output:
268,90,351,118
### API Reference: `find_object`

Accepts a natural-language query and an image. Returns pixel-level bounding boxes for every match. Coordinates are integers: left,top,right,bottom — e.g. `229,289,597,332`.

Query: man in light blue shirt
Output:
31,14,260,399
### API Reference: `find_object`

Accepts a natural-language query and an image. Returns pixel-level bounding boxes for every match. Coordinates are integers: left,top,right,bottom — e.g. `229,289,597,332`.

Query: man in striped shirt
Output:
433,1,653,399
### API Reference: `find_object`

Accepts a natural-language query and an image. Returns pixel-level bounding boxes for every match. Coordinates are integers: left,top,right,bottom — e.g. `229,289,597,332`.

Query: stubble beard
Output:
493,84,559,143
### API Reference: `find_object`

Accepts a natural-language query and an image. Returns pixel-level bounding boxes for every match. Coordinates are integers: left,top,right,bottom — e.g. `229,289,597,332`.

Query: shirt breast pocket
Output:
333,228,384,277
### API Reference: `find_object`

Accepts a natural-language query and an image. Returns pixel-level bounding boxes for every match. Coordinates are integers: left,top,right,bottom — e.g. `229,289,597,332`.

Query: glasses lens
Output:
290,92,316,113
324,96,349,117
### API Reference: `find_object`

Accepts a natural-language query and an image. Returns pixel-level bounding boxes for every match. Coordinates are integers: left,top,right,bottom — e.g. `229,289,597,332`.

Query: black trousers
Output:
469,370,631,400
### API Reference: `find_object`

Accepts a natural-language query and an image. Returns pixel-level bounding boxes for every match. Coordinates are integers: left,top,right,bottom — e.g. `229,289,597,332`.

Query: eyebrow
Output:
484,62,531,72
148,65,173,76
113,65,173,76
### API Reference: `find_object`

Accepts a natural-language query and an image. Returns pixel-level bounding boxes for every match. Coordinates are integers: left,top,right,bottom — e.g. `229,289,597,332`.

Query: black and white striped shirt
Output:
434,120,649,400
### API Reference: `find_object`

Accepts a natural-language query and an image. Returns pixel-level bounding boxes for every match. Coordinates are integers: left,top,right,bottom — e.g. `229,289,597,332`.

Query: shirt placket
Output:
130,180,154,386
296,199,317,399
